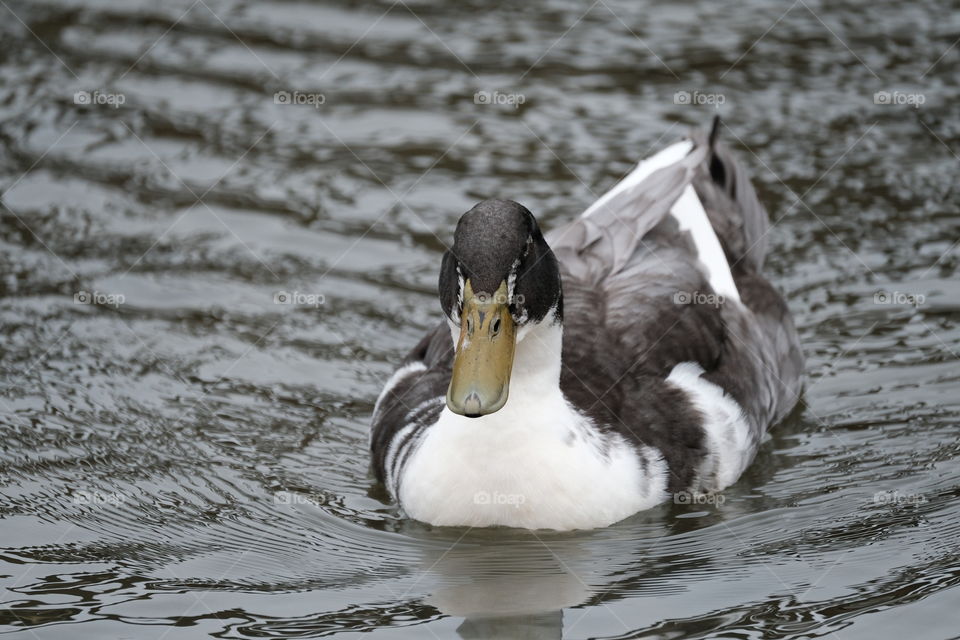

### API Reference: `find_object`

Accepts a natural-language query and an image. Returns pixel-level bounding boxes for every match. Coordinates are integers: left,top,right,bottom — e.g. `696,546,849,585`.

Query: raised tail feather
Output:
693,116,771,274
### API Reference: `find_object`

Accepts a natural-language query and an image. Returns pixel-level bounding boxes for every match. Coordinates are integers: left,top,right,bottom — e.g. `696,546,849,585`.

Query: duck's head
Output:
439,199,562,418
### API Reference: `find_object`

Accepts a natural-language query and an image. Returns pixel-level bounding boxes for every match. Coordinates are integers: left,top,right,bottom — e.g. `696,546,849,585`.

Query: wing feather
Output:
547,141,710,284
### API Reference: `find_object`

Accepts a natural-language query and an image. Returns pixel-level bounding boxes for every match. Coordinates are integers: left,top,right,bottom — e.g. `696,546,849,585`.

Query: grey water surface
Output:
1,0,959,638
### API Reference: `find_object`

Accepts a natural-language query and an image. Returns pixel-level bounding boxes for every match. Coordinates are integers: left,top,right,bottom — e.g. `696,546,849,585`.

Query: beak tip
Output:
463,392,482,417
446,389,508,418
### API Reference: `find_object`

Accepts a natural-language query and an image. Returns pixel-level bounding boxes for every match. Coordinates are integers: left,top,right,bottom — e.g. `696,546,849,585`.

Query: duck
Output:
370,117,803,531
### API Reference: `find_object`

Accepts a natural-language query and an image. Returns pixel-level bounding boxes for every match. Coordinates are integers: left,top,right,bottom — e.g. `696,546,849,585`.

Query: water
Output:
1,0,958,638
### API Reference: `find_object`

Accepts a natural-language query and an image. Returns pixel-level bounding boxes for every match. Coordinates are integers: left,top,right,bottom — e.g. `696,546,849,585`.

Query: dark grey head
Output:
439,199,562,417
439,199,562,327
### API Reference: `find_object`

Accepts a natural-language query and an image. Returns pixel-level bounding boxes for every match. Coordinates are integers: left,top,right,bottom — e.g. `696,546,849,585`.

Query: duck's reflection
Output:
419,532,593,640
455,611,564,639
411,490,765,639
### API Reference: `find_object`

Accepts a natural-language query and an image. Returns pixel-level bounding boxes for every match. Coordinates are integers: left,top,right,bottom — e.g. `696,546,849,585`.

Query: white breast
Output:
398,397,668,531
396,320,669,531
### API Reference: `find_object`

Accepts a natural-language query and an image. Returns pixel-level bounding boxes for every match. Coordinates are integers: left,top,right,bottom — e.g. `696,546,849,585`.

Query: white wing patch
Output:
669,185,741,303
667,362,755,491
581,140,694,219
582,138,741,304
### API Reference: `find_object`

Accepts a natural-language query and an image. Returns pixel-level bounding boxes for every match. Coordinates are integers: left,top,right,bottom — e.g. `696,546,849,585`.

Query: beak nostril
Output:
447,279,515,418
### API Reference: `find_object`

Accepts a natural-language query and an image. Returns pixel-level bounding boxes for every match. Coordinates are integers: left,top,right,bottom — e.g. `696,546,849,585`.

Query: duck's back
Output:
548,123,803,493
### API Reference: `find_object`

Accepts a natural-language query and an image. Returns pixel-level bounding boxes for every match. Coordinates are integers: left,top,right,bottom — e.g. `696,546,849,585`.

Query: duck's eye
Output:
491,317,502,336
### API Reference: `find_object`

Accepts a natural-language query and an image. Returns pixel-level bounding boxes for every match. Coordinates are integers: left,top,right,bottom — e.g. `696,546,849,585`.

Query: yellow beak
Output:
446,279,517,417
